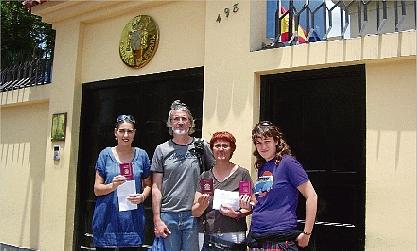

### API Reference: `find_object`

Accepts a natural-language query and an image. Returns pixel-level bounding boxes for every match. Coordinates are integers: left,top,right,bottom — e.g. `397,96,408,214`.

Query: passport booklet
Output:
119,163,134,180
239,180,252,196
200,178,214,195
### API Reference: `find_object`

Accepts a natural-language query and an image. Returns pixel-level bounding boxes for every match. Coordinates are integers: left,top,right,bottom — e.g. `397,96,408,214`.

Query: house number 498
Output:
216,3,239,23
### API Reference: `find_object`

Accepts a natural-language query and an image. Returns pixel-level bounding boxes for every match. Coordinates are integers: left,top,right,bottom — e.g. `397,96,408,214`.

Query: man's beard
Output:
173,128,189,135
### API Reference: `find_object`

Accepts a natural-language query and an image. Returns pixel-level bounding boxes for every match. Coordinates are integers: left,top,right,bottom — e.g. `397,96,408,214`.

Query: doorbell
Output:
53,145,61,161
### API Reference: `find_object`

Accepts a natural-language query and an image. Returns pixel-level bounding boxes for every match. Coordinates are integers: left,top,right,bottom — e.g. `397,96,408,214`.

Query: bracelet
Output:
303,231,311,235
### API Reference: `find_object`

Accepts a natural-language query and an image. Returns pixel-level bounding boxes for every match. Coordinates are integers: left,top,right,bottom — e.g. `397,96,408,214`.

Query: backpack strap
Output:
193,137,206,174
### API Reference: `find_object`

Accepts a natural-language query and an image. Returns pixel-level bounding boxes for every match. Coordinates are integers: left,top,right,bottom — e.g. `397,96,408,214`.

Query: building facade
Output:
0,1,415,250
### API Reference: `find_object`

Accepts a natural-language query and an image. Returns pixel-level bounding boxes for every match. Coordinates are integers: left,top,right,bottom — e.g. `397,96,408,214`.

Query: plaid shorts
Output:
249,240,298,251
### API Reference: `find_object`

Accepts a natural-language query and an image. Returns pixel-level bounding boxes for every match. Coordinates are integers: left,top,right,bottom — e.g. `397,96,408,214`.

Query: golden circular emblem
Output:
119,15,159,68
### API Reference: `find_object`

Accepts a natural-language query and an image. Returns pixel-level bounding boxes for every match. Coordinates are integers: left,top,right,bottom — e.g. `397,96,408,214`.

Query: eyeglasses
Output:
116,114,136,124
259,121,273,126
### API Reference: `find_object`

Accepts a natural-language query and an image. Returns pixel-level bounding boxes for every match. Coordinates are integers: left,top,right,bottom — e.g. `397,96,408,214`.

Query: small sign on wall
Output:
51,113,66,141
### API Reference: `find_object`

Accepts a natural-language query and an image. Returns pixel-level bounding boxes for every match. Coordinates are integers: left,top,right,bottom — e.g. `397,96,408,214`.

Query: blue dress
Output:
92,147,151,248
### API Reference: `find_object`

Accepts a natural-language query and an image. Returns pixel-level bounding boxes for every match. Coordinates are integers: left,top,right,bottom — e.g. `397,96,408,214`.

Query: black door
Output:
74,67,204,250
260,65,366,251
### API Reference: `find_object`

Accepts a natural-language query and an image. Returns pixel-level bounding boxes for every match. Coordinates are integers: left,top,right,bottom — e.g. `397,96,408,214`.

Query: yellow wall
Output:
365,59,416,250
0,101,48,250
203,0,257,171
1,1,414,250
81,1,206,83
36,19,83,251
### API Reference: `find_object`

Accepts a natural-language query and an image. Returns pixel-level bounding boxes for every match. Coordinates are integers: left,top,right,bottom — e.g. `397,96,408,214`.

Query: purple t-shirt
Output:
251,155,308,234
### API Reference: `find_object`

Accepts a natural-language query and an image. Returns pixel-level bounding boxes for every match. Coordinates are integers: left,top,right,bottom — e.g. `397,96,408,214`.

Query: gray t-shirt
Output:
151,138,215,212
197,166,253,234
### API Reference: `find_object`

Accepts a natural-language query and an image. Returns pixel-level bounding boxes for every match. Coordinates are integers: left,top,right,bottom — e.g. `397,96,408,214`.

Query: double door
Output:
260,65,366,251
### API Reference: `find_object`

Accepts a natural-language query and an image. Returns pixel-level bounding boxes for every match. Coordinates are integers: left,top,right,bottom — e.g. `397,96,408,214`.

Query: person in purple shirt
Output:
240,121,318,251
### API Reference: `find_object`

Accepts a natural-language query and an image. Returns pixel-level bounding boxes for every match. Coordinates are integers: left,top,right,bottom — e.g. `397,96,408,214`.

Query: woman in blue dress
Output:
92,115,152,251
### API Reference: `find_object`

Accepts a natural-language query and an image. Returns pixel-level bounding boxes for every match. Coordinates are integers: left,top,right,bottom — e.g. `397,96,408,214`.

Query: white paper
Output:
212,189,240,211
117,180,137,212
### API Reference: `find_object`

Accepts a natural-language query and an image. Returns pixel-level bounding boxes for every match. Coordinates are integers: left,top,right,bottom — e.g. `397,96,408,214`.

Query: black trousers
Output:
202,234,247,251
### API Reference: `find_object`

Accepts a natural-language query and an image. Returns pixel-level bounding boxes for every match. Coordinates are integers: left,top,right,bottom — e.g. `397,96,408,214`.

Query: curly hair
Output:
209,131,237,158
251,121,292,169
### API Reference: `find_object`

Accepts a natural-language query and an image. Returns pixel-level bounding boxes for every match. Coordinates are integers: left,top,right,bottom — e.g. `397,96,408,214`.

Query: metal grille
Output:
265,0,416,48
0,59,52,92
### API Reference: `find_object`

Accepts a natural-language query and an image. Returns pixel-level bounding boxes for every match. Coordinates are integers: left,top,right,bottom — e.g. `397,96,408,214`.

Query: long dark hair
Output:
251,121,292,169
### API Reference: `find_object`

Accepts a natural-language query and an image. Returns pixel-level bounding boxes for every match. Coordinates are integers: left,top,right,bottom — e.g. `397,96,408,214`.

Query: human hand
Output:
111,175,127,189
127,193,145,204
296,232,311,248
154,219,171,238
197,194,210,209
239,194,252,210
219,205,241,218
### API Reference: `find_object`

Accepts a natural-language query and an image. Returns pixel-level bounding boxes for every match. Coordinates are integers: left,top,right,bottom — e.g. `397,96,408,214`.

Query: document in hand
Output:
117,180,137,211
212,189,240,211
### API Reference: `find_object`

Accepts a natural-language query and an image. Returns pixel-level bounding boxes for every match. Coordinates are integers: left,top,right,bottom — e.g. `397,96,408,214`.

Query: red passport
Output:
239,180,252,196
200,178,214,195
119,163,133,180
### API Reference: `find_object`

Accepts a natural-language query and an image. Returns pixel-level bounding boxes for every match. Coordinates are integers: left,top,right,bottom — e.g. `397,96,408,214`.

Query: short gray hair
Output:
166,100,195,135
